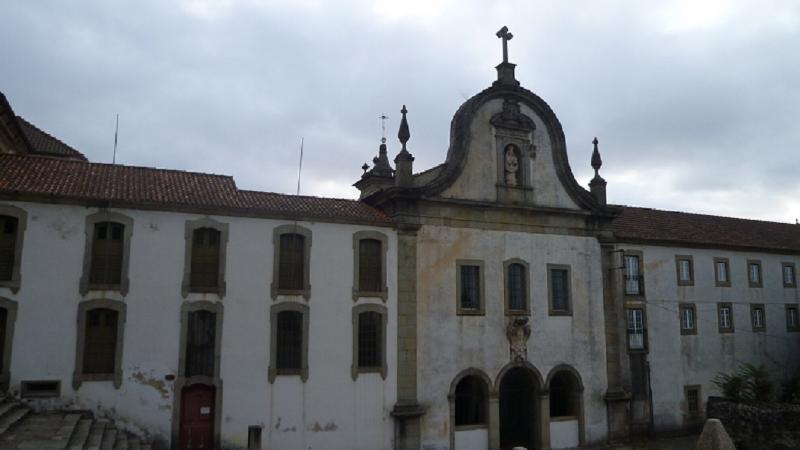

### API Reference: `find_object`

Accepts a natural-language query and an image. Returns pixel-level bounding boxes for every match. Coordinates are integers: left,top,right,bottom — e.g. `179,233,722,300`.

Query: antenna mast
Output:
112,114,119,164
296,137,304,195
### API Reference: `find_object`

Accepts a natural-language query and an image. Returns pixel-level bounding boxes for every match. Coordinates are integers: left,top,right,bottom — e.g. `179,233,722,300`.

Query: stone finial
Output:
496,26,513,63
398,105,410,152
361,162,369,174
494,26,520,87
394,105,414,187
589,137,607,205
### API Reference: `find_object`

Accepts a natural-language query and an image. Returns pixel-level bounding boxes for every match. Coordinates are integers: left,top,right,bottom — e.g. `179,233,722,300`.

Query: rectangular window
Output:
624,254,643,296
0,215,18,281
190,228,221,291
626,308,646,350
358,239,382,293
786,305,799,332
675,256,694,286
185,310,216,378
718,303,734,333
83,308,118,375
357,311,382,368
714,258,730,287
679,304,697,335
278,233,306,290
548,265,571,315
269,303,309,382
89,222,124,286
783,263,796,288
276,310,303,371
505,261,528,313
747,260,762,288
751,304,766,331
460,265,481,311
686,385,701,415
20,380,60,398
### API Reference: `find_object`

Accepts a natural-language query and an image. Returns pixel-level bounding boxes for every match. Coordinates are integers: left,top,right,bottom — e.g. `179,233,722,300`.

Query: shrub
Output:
713,363,774,404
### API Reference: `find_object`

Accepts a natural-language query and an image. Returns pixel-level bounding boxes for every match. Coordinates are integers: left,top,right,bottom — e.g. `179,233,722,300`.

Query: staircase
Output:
0,397,162,450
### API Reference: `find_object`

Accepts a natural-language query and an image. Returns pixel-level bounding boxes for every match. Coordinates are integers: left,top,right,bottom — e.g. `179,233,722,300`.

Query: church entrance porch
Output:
499,366,540,450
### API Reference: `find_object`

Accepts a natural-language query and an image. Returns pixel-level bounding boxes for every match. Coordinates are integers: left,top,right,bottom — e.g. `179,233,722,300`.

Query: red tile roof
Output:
612,206,800,253
0,154,393,226
16,117,87,160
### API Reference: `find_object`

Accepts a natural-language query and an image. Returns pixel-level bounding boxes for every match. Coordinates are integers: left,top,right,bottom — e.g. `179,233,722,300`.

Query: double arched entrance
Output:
449,362,584,450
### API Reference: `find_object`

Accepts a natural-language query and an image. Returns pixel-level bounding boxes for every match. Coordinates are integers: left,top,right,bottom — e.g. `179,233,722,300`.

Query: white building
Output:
0,33,798,450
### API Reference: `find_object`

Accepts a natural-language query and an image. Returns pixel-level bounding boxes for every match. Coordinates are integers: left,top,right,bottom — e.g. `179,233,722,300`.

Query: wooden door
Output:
179,384,215,450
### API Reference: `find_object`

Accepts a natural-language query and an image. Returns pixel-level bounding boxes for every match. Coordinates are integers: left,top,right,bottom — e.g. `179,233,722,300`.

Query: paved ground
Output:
588,435,699,450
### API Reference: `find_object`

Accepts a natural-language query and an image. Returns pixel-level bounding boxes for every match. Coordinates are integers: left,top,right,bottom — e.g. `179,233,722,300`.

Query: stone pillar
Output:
488,394,500,450
539,391,551,450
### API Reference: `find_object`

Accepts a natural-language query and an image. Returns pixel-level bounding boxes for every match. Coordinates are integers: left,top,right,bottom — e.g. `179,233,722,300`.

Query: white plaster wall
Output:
416,225,608,449
550,419,579,449
454,427,489,450
0,201,397,450
624,244,800,432
440,99,580,210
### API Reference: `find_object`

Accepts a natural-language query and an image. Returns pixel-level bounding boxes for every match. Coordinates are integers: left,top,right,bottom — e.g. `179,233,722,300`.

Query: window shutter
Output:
358,311,382,368
276,311,302,370
0,216,17,281
279,234,305,290
90,222,124,285
358,239,382,293
190,228,221,290
83,308,118,374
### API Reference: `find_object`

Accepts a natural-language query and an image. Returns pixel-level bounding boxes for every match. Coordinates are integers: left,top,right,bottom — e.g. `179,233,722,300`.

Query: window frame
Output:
456,259,485,316
623,251,645,297
684,385,702,418
0,206,26,293
79,212,133,296
548,264,572,316
750,303,766,332
717,302,734,333
785,304,799,332
351,303,388,380
713,257,731,287
626,307,647,352
73,299,126,389
747,260,763,288
675,255,694,286
269,302,309,382
782,262,797,288
181,218,228,298
271,225,312,300
352,231,388,301
503,258,530,316
679,303,697,335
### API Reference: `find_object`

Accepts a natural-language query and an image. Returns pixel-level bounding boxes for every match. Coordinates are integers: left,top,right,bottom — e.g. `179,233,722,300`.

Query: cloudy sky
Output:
2,0,799,222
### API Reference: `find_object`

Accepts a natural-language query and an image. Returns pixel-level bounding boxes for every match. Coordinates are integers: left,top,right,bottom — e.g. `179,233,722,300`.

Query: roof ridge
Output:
618,204,797,227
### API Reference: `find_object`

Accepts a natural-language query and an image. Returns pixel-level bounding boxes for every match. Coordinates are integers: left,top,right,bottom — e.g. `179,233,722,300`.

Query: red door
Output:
179,384,215,450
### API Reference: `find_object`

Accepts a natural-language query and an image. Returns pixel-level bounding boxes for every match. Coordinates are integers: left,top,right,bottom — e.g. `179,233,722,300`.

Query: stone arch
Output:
493,360,544,394
449,367,493,398
448,368,492,450
545,364,585,392
544,364,586,447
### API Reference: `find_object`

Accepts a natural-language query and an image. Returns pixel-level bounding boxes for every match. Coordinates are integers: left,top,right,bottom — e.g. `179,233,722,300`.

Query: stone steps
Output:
0,397,161,450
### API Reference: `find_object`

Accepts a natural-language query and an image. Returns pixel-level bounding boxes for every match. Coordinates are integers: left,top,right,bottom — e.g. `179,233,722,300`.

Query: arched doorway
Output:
498,366,539,450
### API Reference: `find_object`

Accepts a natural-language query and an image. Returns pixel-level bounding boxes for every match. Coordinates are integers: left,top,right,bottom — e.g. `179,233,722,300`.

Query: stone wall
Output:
707,397,800,450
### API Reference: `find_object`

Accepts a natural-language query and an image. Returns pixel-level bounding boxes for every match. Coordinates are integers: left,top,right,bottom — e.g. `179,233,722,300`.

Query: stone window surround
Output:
547,264,573,316
717,302,734,333
684,385,702,419
623,250,645,298
171,300,224,450
79,211,133,296
679,303,697,335
0,297,17,391
181,217,229,298
750,303,766,331
269,301,309,382
352,230,389,301
503,258,530,316
675,255,694,287
72,298,126,389
713,257,731,288
0,205,26,293
351,303,388,380
786,304,800,332
271,224,312,300
746,259,763,288
782,262,797,288
456,259,485,316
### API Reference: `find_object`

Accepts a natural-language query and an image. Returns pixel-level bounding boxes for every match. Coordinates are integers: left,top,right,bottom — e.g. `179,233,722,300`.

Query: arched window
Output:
190,227,221,291
549,371,580,418
455,375,488,426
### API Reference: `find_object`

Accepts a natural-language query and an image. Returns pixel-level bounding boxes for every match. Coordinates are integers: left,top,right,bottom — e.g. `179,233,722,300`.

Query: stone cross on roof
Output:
496,26,513,63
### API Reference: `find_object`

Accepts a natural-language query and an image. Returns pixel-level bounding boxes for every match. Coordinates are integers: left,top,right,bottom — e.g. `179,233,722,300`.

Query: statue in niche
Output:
506,317,531,362
504,144,520,186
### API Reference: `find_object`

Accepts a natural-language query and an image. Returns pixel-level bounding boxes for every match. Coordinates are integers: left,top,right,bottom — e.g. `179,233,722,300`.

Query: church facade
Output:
0,31,799,450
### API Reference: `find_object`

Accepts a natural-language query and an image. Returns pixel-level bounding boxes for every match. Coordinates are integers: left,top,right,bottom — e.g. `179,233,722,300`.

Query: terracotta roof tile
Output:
612,206,800,253
16,117,87,160
0,154,393,226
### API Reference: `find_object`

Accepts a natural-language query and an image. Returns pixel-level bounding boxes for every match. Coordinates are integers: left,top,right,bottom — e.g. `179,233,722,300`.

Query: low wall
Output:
706,397,800,450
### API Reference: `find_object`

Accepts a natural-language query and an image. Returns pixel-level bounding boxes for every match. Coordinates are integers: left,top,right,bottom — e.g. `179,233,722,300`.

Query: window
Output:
185,310,216,377
352,231,388,300
454,375,488,427
714,258,730,287
623,253,643,296
679,304,697,335
182,218,228,298
549,370,580,418
751,304,766,331
73,299,126,389
747,260,762,288
783,263,796,288
717,303,734,333
786,305,799,332
456,260,484,315
21,381,60,398
0,206,26,292
0,298,16,391
626,308,646,350
271,225,312,299
685,385,701,416
548,265,571,315
351,304,387,379
80,212,132,296
504,259,529,315
269,302,309,382
675,255,694,286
